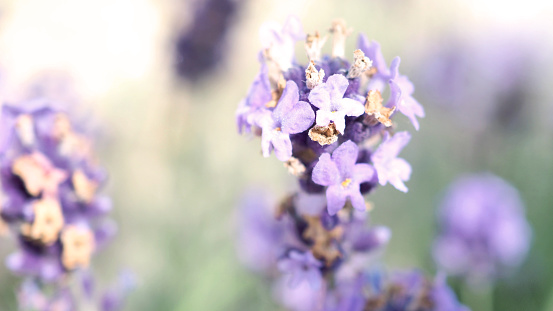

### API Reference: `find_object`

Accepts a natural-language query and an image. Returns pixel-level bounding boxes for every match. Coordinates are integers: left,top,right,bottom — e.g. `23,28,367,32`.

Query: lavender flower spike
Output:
308,74,364,134
433,174,531,282
312,140,374,215
278,250,323,290
388,57,425,130
372,131,412,192
258,80,315,161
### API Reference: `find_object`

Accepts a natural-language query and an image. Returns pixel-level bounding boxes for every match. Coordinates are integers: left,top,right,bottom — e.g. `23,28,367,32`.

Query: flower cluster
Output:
433,173,532,284
0,99,124,309
174,0,241,81
236,17,465,311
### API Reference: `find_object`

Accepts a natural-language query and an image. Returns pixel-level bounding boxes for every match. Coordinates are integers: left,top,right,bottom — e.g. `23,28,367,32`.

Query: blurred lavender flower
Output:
174,0,241,81
433,174,532,283
278,250,323,290
417,33,538,131
0,99,125,309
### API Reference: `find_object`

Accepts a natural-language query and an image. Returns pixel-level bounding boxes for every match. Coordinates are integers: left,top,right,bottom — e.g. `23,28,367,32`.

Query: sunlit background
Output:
0,0,552,310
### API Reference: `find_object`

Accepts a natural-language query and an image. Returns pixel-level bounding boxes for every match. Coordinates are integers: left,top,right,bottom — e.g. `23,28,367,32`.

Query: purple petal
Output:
339,98,365,117
305,268,322,290
357,34,389,78
308,84,330,110
385,158,412,192
312,154,340,186
352,163,374,184
325,74,349,103
347,189,366,212
389,56,400,80
326,184,348,215
315,110,333,128
331,140,358,178
281,101,315,134
272,132,293,161
273,81,300,123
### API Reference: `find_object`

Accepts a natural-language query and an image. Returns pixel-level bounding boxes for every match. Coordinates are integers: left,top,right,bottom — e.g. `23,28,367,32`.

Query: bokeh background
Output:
0,0,552,310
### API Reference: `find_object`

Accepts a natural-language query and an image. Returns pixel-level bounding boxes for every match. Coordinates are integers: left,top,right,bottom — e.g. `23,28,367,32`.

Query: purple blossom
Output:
237,190,288,273
312,141,374,215
372,131,411,193
357,34,390,92
258,81,315,161
308,74,365,134
259,15,304,71
433,174,532,282
278,250,323,290
236,63,272,134
388,57,425,131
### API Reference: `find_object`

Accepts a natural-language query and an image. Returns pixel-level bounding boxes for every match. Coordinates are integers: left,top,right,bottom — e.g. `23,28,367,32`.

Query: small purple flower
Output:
372,131,411,193
259,15,304,71
312,140,374,215
278,250,323,290
388,57,425,131
357,34,390,92
258,80,315,161
433,174,532,282
308,74,365,134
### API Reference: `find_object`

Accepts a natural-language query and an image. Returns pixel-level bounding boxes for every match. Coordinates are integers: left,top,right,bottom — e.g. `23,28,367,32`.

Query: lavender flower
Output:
416,32,548,134
372,131,411,193
258,81,315,161
433,174,532,282
388,57,425,131
0,99,125,309
236,17,432,311
309,74,365,134
278,250,323,290
312,141,374,215
174,0,241,81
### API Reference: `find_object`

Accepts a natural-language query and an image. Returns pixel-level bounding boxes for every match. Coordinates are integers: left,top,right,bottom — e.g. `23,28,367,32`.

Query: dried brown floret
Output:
308,123,339,146
364,90,395,127
21,198,64,245
61,225,95,270
305,31,328,61
347,49,372,78
305,61,325,89
329,19,353,58
265,75,287,108
72,170,98,203
284,157,306,177
365,66,378,78
303,215,344,266
53,113,93,159
12,153,67,197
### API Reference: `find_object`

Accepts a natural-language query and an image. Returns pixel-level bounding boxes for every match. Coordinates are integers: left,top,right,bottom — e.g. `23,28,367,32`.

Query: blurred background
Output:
0,0,552,310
